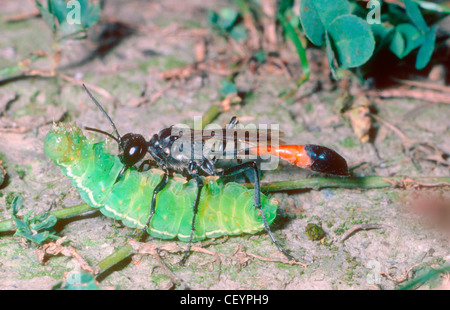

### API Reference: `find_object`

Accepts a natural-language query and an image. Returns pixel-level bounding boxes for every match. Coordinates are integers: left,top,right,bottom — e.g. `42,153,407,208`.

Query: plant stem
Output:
0,203,96,233
0,216,14,233
202,104,222,129
96,243,136,277
248,176,450,192
277,11,310,85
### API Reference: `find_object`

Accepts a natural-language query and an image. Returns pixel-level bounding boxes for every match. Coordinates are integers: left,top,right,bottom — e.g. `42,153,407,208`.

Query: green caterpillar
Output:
44,123,278,242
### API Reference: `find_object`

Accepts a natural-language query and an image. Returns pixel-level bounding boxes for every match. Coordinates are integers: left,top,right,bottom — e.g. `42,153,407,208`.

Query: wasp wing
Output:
171,127,286,159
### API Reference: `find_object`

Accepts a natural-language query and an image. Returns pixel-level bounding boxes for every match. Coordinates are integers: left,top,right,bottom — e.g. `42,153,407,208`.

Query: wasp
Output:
82,85,348,264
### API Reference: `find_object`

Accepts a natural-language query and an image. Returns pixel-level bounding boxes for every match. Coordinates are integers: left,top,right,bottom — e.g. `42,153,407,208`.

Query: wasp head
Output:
119,133,148,167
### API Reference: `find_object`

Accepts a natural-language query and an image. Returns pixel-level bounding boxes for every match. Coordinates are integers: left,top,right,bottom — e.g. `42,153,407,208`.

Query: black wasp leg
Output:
226,116,243,164
137,159,155,172
119,157,160,184
115,165,129,183
218,161,296,261
128,167,170,240
144,169,170,230
179,174,204,266
226,116,239,129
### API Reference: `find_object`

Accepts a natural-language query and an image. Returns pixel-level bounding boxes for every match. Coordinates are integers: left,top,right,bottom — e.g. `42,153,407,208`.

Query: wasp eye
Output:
120,133,147,166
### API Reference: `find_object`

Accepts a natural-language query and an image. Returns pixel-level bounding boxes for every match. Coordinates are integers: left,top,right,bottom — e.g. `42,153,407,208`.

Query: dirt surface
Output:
0,0,449,290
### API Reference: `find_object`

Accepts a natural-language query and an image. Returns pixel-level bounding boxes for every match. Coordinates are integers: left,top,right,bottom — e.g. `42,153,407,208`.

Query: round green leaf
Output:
327,14,375,68
299,0,351,46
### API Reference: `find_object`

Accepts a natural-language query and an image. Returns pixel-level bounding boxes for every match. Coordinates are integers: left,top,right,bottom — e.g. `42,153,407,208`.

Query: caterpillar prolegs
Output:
44,123,278,242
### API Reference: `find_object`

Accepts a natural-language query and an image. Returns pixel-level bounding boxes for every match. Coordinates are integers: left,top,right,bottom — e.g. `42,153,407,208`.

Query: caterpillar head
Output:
44,123,86,164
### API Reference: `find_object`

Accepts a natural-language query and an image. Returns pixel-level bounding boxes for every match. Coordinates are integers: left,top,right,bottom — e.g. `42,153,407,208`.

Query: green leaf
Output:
35,0,100,37
81,0,101,28
30,214,58,231
11,197,34,237
404,0,429,33
48,0,69,24
371,23,395,54
11,195,59,244
229,24,247,41
389,29,406,58
371,23,394,42
64,272,100,290
327,15,375,68
253,50,266,63
398,23,425,57
220,80,237,95
206,10,219,28
218,8,238,30
35,0,57,32
11,196,24,216
299,0,351,46
416,25,437,70
28,231,51,244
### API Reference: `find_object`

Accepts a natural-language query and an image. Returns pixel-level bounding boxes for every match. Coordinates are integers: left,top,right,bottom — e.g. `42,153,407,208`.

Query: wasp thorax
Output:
119,133,147,166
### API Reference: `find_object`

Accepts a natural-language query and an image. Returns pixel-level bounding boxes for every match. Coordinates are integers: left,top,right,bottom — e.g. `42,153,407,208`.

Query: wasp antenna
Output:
84,126,120,144
82,84,121,141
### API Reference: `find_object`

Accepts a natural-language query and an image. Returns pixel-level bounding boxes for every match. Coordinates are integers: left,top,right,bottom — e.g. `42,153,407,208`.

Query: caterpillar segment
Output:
44,123,278,242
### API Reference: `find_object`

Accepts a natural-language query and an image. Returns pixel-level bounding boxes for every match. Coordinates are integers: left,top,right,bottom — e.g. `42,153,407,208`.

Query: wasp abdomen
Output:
250,144,348,176
304,144,349,176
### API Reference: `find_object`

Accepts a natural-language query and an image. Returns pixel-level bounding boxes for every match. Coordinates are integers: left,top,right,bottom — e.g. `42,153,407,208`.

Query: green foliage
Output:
415,25,437,70
375,0,439,70
63,271,100,290
253,50,266,63
219,80,238,95
299,0,375,74
389,23,425,58
277,6,310,83
11,196,59,244
299,0,352,46
214,0,449,80
404,0,429,32
35,0,101,40
207,7,247,41
399,264,450,290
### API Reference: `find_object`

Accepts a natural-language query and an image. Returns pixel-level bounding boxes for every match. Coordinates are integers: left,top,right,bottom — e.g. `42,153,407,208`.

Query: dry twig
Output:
36,237,98,274
127,239,306,267
340,223,391,242
366,89,450,104
381,262,427,283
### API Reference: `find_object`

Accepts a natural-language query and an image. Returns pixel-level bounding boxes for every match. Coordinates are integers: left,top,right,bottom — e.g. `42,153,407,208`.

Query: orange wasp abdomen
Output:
250,144,348,176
